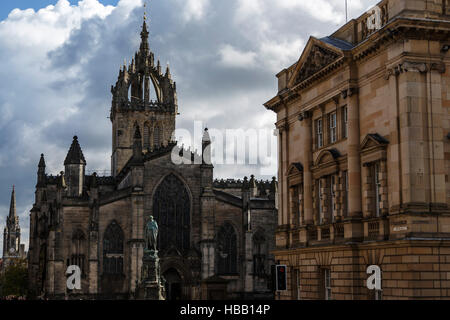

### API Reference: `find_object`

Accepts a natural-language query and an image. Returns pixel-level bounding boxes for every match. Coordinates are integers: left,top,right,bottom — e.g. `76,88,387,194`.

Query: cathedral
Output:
27,18,277,300
2,186,27,271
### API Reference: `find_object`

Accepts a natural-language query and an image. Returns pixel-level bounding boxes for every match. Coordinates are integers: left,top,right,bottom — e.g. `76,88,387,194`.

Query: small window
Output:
153,126,162,148
143,124,150,149
342,107,348,139
343,171,349,217
330,176,336,222
329,112,337,144
316,119,323,149
318,180,323,223
292,269,301,300
374,163,382,217
324,269,332,300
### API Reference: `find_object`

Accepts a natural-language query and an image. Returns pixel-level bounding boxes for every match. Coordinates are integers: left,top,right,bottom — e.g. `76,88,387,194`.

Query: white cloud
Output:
178,0,210,22
219,44,257,69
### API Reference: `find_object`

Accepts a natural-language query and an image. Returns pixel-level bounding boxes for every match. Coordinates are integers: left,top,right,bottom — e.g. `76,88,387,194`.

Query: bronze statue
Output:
145,215,158,253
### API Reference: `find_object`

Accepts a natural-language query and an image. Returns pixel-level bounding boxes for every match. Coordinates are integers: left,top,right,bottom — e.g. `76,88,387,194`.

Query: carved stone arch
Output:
151,171,194,215
161,260,191,283
313,148,341,179
149,73,163,103
152,173,191,254
315,148,340,167
160,260,190,300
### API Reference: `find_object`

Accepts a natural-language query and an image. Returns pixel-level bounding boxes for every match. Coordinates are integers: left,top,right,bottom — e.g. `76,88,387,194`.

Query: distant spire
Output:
64,136,86,166
38,153,46,168
9,185,16,219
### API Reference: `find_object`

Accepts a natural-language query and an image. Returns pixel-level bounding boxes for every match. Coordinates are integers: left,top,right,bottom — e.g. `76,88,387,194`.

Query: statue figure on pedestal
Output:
144,215,158,255
139,215,165,300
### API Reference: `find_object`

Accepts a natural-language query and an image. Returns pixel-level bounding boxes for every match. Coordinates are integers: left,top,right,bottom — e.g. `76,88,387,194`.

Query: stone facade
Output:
27,19,277,300
264,0,450,300
2,186,26,272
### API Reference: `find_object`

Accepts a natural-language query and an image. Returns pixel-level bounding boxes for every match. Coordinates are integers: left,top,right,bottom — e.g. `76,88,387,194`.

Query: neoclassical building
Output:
27,18,277,300
265,0,450,299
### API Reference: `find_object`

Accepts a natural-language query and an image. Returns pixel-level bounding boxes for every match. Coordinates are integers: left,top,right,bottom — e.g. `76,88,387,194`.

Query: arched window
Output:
153,174,190,253
153,126,162,148
103,221,124,275
143,123,150,150
69,229,86,275
253,230,266,276
217,223,238,275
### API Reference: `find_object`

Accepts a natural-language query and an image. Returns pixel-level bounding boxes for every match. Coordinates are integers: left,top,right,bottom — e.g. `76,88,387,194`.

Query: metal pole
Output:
345,0,348,23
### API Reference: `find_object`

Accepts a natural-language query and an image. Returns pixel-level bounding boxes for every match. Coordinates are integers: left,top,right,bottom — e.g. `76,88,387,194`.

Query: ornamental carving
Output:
295,46,340,84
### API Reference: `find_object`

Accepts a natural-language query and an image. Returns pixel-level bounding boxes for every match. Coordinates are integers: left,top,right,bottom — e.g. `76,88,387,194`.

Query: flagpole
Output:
345,0,348,23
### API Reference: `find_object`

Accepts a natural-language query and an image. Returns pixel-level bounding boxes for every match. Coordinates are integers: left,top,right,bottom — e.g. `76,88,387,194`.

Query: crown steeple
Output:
109,2,178,177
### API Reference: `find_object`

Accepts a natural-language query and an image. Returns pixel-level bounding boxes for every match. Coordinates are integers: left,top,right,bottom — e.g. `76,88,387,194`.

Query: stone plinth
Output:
139,251,165,300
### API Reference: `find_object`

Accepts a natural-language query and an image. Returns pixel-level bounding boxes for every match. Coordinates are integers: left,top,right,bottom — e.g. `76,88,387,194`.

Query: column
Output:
300,112,314,225
346,88,362,217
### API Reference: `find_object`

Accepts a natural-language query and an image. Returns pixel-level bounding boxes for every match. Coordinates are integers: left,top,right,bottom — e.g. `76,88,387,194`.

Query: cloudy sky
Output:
0,0,380,255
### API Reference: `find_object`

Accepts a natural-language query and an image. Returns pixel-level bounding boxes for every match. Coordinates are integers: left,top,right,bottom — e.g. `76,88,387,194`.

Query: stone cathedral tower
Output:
28,13,277,300
110,18,177,176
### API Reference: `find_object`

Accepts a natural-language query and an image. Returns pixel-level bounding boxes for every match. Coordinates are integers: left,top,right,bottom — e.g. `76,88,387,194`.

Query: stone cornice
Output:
385,60,446,79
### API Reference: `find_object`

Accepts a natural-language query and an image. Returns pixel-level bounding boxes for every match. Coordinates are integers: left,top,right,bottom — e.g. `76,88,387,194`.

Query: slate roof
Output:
320,36,354,51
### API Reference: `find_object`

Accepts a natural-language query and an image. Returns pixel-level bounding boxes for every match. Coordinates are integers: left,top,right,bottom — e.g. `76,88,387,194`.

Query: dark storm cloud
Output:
0,0,380,255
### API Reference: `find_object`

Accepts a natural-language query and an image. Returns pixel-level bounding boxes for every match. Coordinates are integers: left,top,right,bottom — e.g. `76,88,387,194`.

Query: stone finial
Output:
165,63,171,79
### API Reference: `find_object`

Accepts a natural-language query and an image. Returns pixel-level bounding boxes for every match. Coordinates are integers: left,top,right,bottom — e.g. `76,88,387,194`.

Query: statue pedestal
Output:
139,251,165,300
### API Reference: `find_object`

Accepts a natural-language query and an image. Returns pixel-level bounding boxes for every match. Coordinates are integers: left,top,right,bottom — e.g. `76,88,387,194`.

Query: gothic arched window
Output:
153,174,190,253
103,221,124,275
143,123,150,150
69,229,86,275
217,223,238,275
253,230,267,276
153,126,162,148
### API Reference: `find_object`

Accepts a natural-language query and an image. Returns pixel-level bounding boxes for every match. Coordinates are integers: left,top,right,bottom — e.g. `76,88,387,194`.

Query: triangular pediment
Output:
286,162,304,176
288,37,343,88
361,134,389,150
